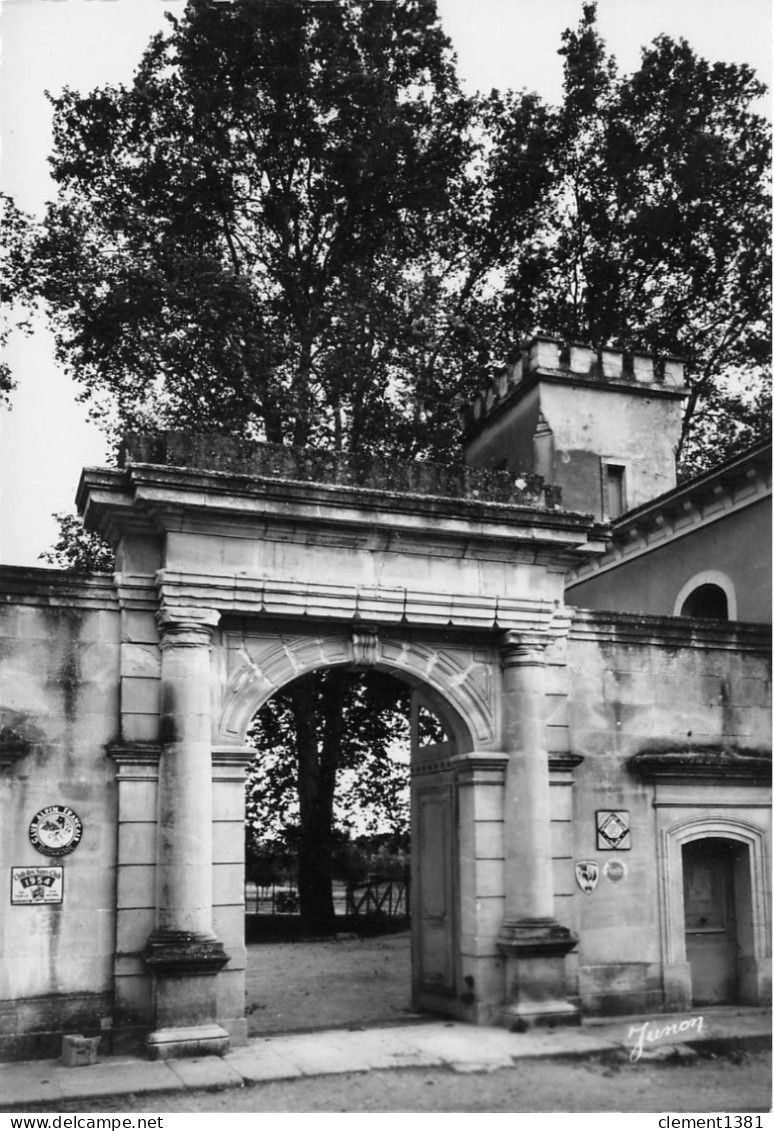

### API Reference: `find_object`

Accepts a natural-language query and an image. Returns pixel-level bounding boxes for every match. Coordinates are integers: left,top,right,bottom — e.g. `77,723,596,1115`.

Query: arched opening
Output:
682,837,752,1005
657,814,769,1012
680,584,729,620
674,570,736,621
241,660,460,1035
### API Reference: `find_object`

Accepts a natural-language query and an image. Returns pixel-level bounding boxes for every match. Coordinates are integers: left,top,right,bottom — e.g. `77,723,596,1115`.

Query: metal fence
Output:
245,877,409,919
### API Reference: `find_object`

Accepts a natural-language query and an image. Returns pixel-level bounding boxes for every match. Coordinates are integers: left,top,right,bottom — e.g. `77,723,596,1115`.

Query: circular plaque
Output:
29,806,83,857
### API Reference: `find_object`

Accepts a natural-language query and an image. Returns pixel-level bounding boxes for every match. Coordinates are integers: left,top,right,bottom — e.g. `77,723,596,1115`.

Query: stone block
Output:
215,966,248,1026
632,354,655,383
61,1034,100,1067
116,780,157,822
578,962,653,1016
213,819,245,864
721,707,753,737
570,344,595,373
120,714,160,743
549,784,574,822
212,780,248,822
546,724,570,753
471,821,504,860
473,859,505,899
212,862,244,905
544,693,569,725
122,611,160,645
121,676,161,716
121,643,161,680
552,857,577,897
468,785,504,823
550,819,574,858
116,907,155,952
116,863,156,909
212,904,246,949
117,821,156,865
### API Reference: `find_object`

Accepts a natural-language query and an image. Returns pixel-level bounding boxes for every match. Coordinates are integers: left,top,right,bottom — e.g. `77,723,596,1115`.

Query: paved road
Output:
14,1047,770,1114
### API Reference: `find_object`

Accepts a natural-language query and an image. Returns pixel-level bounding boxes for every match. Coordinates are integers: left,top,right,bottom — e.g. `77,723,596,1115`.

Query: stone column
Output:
496,630,578,1027
143,607,229,1059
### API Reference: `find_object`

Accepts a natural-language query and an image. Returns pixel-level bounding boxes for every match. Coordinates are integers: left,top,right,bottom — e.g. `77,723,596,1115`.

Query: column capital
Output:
156,606,220,648
499,629,550,669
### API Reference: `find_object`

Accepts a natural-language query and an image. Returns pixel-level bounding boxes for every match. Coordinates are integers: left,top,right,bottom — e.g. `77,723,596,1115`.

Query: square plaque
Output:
596,810,631,851
11,866,64,904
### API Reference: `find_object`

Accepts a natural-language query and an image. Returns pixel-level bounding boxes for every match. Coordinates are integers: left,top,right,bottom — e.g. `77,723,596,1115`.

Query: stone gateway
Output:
0,340,769,1060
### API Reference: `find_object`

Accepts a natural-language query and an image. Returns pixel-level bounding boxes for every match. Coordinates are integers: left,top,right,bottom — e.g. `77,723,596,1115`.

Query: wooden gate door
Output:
682,840,738,1005
411,771,457,1012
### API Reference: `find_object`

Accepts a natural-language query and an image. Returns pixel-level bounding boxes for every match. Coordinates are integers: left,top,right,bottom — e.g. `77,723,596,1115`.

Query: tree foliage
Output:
29,1,771,474
0,194,38,407
37,0,484,457
495,3,771,472
38,512,115,573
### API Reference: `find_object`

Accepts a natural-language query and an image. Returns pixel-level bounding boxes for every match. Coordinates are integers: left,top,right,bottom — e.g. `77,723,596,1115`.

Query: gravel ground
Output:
245,930,414,1035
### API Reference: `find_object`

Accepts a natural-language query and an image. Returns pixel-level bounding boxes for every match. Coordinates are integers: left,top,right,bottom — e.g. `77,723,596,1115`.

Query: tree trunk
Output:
289,671,348,935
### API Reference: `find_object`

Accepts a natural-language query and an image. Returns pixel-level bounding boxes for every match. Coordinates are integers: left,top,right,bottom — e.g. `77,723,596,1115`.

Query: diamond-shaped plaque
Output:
596,810,630,851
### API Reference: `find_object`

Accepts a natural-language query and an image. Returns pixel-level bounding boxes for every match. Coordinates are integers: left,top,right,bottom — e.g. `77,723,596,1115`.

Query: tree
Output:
0,194,39,408
39,512,115,573
36,0,483,457
492,3,771,473
34,0,481,934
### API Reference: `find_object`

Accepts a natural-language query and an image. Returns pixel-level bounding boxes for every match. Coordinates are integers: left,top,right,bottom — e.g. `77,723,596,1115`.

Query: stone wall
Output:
564,610,771,1015
0,562,769,1057
0,568,120,1060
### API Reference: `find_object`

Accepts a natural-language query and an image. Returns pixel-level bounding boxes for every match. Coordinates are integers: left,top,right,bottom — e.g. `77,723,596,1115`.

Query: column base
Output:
143,930,230,1053
498,917,579,1029
146,1024,230,1061
143,930,229,976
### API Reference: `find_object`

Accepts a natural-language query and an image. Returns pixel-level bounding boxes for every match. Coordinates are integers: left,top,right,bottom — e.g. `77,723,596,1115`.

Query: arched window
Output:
674,571,737,621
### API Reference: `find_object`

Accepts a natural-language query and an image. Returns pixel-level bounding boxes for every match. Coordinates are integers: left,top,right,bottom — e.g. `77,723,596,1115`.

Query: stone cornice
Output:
567,440,771,587
0,565,119,611
77,462,609,568
629,745,771,784
569,608,771,654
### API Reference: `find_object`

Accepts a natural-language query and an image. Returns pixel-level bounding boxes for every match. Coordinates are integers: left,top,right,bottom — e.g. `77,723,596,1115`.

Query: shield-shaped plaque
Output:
575,860,600,894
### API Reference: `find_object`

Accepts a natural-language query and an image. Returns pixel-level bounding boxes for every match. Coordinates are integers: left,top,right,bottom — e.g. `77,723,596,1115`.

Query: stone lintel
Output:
107,742,162,768
548,752,585,774
157,571,565,634
629,746,771,783
143,930,229,977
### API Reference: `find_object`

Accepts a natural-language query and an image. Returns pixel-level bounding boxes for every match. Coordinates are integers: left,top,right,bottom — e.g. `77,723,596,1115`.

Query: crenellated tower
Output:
462,337,687,520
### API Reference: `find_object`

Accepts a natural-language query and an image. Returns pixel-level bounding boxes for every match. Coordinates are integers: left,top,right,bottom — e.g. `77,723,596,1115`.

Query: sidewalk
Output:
1,1007,770,1110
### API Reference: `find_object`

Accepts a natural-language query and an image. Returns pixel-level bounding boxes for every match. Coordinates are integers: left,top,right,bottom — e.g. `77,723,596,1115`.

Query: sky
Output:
0,0,771,566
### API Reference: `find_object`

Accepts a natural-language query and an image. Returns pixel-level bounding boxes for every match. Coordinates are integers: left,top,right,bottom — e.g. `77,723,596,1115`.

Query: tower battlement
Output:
462,336,685,439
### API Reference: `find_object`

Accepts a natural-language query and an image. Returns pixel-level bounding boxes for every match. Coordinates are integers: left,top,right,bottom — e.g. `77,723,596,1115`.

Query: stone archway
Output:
216,628,493,750
80,436,604,1057
215,627,486,1028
